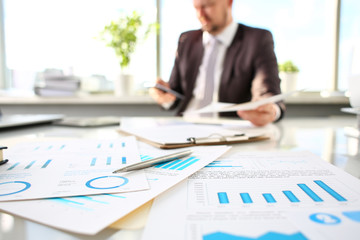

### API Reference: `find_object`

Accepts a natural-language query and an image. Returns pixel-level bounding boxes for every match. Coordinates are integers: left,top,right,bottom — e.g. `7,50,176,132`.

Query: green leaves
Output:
278,60,299,73
100,11,144,70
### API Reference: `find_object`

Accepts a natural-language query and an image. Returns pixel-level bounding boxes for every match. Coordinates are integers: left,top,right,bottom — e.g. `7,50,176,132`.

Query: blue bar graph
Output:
109,143,113,148
218,192,229,204
104,193,126,199
178,158,199,170
240,193,253,204
263,193,276,203
205,160,243,168
212,180,344,205
41,159,52,168
140,155,153,161
298,183,323,202
156,159,182,169
7,162,20,170
122,142,125,147
155,157,199,171
74,196,109,204
25,161,36,169
51,198,93,211
314,180,347,201
122,157,126,164
106,157,112,165
91,157,97,166
283,191,300,202
169,157,196,170
97,144,102,149
56,198,85,205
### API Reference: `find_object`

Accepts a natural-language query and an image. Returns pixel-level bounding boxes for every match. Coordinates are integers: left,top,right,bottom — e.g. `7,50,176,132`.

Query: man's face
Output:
193,0,231,35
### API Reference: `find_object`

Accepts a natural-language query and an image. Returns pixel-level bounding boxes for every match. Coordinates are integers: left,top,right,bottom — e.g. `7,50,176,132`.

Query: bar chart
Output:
51,193,127,211
214,180,347,205
25,140,126,153
7,159,53,171
89,156,126,167
205,160,244,168
187,177,356,208
154,156,200,171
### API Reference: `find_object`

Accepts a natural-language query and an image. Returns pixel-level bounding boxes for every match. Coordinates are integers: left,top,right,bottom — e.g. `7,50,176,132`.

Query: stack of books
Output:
34,69,81,97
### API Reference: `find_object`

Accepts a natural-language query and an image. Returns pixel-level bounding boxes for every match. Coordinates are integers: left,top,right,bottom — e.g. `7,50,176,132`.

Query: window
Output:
1,0,157,92
1,0,358,95
159,0,199,80
338,0,360,91
160,0,338,92
233,0,335,91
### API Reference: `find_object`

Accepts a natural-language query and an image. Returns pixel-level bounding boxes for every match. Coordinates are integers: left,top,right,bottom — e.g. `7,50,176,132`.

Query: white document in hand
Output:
192,90,300,114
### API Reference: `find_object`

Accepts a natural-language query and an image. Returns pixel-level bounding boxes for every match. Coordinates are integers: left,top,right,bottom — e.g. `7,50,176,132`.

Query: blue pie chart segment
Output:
0,181,31,196
85,176,129,190
309,213,341,225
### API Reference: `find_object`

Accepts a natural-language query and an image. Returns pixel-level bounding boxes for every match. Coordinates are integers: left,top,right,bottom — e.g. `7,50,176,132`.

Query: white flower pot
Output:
279,72,298,93
114,74,134,96
349,74,360,108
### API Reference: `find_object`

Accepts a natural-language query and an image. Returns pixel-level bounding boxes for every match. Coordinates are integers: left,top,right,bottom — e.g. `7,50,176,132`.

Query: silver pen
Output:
113,149,193,173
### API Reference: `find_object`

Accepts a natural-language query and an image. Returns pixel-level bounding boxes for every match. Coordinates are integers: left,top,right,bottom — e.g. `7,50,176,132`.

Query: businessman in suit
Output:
150,0,285,126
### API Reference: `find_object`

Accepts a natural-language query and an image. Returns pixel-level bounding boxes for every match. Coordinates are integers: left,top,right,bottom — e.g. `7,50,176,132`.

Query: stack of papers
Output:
0,137,230,235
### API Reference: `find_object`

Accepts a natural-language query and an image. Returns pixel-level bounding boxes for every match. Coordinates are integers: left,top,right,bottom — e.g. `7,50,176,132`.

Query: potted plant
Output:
278,60,299,92
100,11,153,96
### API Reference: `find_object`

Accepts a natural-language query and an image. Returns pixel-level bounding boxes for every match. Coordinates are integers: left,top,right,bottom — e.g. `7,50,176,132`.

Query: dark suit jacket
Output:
168,23,285,119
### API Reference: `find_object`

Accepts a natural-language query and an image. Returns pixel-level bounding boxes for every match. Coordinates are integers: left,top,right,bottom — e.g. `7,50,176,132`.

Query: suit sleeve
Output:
167,33,186,111
251,30,286,120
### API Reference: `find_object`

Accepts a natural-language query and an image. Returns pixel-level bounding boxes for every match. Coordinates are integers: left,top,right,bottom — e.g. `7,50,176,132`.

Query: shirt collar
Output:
202,21,238,47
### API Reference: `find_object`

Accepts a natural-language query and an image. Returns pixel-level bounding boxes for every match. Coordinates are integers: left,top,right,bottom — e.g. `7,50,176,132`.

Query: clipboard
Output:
117,124,269,149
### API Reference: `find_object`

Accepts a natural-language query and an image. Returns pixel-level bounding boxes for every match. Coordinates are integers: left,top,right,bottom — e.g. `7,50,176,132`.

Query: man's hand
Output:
237,103,278,126
149,78,176,104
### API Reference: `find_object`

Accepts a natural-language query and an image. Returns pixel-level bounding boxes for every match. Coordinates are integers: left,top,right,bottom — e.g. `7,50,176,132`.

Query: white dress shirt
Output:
183,21,238,118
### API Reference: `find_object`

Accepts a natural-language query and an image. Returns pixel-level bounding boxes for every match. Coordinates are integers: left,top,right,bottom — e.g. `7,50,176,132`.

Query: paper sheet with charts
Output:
0,140,230,235
0,137,149,201
142,151,360,240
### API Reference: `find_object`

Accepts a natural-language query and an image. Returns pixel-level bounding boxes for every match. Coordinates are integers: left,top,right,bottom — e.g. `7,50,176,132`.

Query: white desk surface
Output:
0,116,359,240
0,91,349,105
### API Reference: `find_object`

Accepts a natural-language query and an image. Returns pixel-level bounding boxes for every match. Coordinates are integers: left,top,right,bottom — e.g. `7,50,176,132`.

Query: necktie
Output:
199,38,220,108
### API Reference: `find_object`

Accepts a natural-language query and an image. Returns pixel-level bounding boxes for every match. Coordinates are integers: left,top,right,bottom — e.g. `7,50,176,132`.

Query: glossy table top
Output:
0,116,359,240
